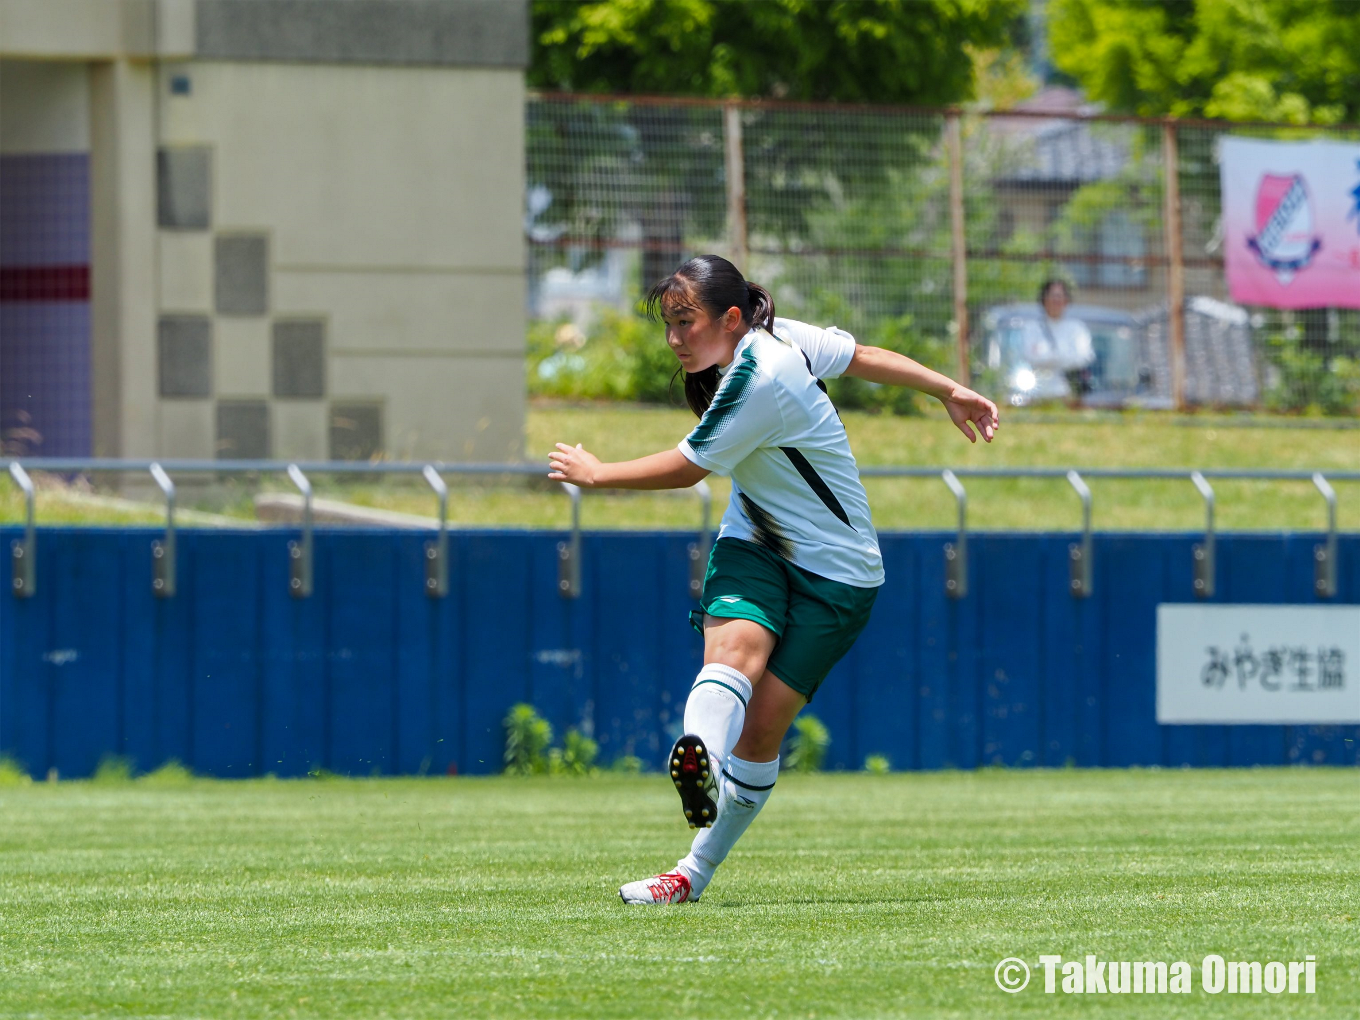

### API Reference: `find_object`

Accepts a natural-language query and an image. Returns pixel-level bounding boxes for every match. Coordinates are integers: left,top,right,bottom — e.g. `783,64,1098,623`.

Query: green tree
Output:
527,1,1034,404
531,0,1027,104
1048,0,1360,124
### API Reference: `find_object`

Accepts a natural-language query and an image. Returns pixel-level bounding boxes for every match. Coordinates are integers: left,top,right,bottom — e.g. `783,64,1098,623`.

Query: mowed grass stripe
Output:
0,770,1355,1018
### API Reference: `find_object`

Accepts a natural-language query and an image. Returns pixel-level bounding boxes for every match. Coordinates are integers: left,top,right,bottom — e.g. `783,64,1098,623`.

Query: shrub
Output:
1262,322,1360,415
139,760,194,786
504,703,553,775
610,754,644,774
549,728,599,776
785,714,831,773
528,309,680,405
91,755,134,784
0,755,31,786
863,754,891,774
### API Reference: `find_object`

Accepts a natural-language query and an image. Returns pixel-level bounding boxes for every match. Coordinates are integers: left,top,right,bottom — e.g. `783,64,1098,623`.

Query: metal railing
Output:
857,465,1356,601
2,458,1354,602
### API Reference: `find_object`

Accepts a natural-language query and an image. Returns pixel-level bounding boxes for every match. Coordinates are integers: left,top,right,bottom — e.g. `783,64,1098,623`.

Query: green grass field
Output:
2,769,1356,1018
4,405,1360,533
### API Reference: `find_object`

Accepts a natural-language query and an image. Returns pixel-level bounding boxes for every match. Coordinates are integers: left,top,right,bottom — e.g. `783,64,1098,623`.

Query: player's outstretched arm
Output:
548,444,710,490
842,345,999,444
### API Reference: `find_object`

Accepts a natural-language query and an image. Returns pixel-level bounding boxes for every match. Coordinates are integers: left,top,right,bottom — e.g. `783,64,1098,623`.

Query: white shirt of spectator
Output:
676,318,884,588
1021,313,1095,371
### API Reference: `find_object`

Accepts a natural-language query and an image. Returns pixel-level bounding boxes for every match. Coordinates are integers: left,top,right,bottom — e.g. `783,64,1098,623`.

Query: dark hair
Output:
1039,278,1071,304
644,254,776,417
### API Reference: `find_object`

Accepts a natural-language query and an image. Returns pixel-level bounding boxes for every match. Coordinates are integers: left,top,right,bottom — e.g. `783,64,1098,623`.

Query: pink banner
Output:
1220,136,1360,309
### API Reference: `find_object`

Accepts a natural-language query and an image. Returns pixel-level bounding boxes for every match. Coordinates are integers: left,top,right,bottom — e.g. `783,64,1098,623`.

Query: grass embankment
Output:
343,405,1360,532
0,770,1355,1018
4,406,1360,531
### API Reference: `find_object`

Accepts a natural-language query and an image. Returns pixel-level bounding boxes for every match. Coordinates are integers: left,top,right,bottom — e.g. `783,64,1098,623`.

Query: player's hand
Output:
548,443,601,486
941,386,999,444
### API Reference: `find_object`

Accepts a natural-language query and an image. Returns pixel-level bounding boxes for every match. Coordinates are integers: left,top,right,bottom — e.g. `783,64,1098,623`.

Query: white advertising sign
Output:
1157,604,1360,724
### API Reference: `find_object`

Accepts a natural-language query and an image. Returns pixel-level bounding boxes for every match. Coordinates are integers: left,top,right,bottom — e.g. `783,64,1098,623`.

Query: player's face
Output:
662,299,743,372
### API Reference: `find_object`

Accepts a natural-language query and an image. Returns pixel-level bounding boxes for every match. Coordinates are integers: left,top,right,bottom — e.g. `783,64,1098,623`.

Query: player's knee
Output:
704,633,770,680
712,652,768,683
732,726,782,763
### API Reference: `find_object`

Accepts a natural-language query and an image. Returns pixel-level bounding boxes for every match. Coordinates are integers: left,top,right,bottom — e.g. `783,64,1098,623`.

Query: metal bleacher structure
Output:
2,457,1357,779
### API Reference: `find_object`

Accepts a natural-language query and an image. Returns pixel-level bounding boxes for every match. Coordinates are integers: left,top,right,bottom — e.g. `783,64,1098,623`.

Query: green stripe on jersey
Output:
686,350,758,453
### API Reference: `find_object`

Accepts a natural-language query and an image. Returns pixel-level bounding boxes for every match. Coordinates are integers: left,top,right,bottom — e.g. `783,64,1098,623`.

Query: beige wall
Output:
0,0,193,59
1,0,528,464
0,60,89,153
90,59,159,460
155,60,525,462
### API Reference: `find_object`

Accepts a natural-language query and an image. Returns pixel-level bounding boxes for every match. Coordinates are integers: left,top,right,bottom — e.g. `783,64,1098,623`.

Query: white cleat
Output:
619,871,695,905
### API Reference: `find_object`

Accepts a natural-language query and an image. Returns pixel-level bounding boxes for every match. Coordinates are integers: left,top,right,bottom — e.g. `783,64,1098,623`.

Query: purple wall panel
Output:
0,153,90,266
0,153,92,456
0,303,92,456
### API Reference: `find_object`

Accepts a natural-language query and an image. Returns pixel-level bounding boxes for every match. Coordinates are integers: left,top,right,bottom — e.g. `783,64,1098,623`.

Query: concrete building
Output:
0,0,526,463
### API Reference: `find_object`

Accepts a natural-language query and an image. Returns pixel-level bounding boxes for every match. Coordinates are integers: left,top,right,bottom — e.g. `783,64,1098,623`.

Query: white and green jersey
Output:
677,318,884,588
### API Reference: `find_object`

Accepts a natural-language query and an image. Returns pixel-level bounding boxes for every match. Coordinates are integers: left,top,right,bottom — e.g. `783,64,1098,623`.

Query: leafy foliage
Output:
531,0,1027,104
785,713,831,773
529,310,682,405
610,754,645,773
504,704,555,775
92,755,134,785
1263,341,1360,416
505,704,608,777
549,729,601,776
139,760,196,786
1048,0,1360,123
0,755,31,787
863,754,891,774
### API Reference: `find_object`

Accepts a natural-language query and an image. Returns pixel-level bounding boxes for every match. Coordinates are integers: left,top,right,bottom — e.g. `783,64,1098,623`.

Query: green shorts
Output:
688,537,879,701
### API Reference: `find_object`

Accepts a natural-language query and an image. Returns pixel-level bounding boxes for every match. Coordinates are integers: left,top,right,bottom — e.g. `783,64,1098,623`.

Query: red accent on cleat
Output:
681,748,698,773
647,872,692,903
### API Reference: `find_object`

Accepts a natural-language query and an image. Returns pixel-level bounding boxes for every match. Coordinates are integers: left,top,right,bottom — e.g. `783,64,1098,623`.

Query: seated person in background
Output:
1022,279,1095,398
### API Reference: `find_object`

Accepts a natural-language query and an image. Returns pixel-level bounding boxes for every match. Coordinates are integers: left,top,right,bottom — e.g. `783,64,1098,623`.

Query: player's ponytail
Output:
745,281,776,336
644,254,776,417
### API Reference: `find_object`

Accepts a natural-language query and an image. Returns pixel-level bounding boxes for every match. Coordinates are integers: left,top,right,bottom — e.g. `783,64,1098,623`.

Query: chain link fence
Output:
527,93,1360,416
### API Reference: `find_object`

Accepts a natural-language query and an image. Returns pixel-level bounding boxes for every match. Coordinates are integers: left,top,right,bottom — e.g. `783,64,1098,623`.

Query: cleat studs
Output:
674,780,682,788
700,770,709,779
671,770,679,778
689,823,698,829
684,809,693,818
701,808,710,817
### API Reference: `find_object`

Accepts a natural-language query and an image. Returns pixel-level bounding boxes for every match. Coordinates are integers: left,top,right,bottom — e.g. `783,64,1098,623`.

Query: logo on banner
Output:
1350,161,1360,234
1247,173,1322,284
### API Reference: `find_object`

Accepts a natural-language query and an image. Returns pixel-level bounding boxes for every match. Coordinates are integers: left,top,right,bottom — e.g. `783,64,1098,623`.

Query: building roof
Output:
993,119,1131,186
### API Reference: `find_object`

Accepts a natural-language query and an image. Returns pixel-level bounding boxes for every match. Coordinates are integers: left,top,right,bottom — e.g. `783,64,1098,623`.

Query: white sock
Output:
682,663,752,771
676,753,779,897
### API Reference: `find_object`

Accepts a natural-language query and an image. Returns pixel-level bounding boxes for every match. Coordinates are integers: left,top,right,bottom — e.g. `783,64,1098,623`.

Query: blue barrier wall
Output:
2,526,1357,777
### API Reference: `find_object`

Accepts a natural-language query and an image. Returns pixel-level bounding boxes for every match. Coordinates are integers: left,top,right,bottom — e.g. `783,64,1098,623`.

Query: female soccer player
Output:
548,255,998,905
